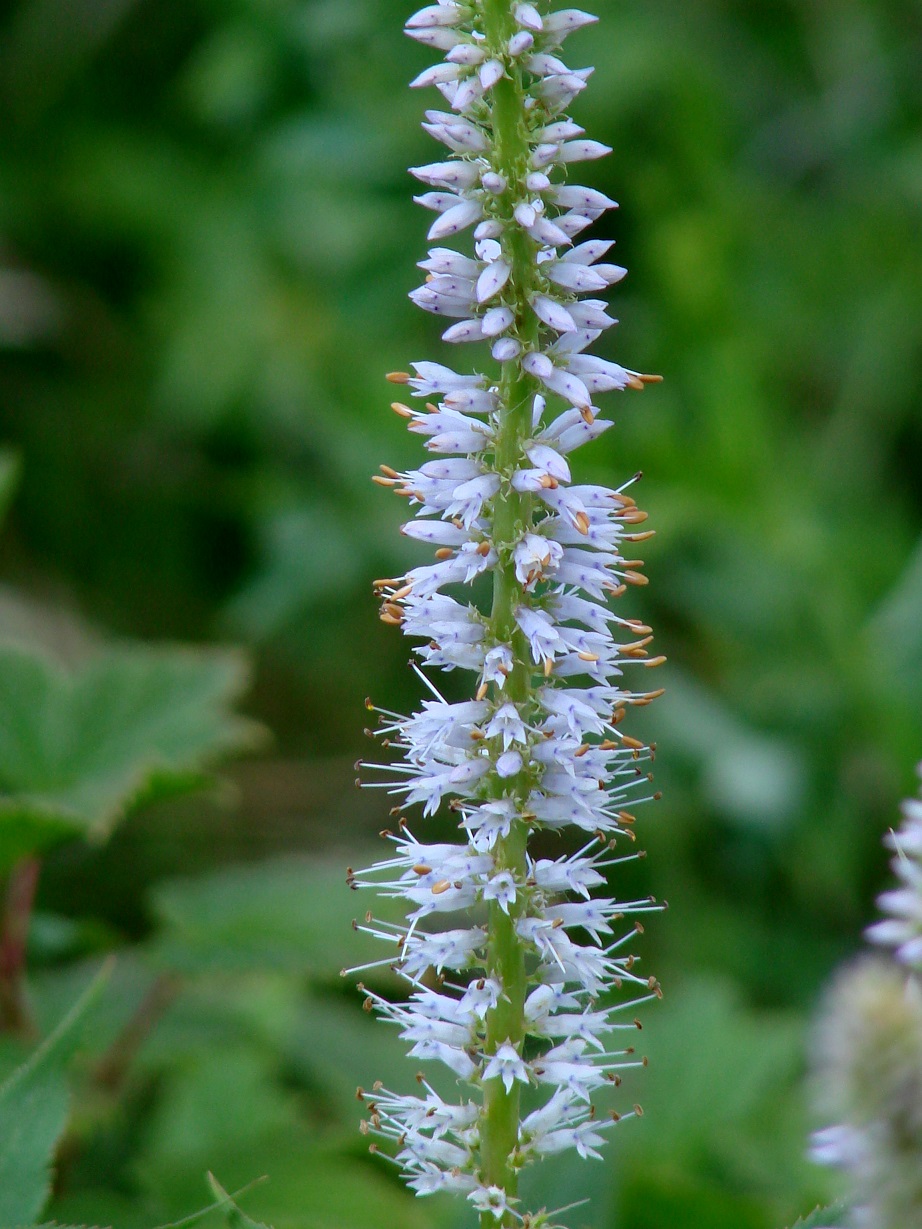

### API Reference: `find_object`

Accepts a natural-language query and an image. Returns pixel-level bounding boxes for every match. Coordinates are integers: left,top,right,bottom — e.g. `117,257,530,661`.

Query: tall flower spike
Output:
348,3,664,1225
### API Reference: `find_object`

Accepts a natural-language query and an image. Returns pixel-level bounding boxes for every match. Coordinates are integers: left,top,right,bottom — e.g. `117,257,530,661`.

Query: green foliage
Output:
0,963,110,1228
148,855,403,978
0,0,919,1227
0,643,263,873
0,450,19,530
204,1175,272,1229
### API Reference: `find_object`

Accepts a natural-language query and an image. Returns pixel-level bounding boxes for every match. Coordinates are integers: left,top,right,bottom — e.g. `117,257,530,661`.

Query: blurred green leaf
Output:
616,976,828,1223
0,962,111,1227
30,1223,107,1228
288,991,421,1103
0,643,263,873
868,535,922,706
786,1203,849,1229
655,670,807,830
152,1143,431,1229
148,854,404,979
0,449,19,528
204,1174,273,1229
618,1163,773,1229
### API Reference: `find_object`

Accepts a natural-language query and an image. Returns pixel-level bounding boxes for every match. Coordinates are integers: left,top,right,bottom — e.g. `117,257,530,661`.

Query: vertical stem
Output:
479,2,540,1222
0,856,41,1036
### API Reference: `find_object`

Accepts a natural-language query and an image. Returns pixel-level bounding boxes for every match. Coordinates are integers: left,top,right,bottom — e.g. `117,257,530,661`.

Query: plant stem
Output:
0,856,41,1036
480,2,540,1221
93,971,181,1092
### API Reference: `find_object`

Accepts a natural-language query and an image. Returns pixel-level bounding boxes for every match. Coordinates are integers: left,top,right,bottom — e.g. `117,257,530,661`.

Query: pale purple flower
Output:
866,766,922,969
350,2,664,1222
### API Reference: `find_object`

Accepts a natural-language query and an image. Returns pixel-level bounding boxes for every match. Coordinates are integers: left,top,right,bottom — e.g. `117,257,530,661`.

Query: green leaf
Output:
204,1175,272,1229
0,643,264,874
149,855,405,979
0,962,111,1228
30,1223,108,1228
786,1204,849,1229
142,1135,430,1229
868,536,922,706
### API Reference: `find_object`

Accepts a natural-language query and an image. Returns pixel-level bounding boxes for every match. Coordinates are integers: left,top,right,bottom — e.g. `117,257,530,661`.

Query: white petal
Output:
481,306,514,336
532,294,577,333
514,2,544,31
479,59,504,90
508,31,534,55
427,199,482,240
476,260,511,303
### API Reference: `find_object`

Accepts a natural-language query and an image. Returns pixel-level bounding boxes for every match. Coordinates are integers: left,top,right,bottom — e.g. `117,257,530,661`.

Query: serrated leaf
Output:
146,1176,271,1229
0,962,111,1227
30,1222,108,1228
787,1203,849,1229
140,1132,430,1229
0,643,264,873
205,1175,272,1229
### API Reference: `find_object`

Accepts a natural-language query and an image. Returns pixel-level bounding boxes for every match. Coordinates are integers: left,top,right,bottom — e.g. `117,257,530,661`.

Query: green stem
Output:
479,2,541,1223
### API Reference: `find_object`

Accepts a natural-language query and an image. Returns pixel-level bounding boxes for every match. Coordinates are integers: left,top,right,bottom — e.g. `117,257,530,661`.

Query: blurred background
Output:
0,0,920,1225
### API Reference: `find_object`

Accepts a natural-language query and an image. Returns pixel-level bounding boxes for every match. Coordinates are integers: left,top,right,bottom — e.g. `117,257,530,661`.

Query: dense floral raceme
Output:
345,3,664,1225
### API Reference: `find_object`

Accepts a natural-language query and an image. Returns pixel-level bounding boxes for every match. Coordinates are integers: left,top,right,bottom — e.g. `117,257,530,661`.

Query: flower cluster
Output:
810,768,922,1229
346,2,663,1224
867,764,922,970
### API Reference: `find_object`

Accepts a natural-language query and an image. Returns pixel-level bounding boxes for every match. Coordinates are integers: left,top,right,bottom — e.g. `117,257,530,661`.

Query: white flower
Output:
867,766,922,969
468,1185,516,1220
483,1041,530,1093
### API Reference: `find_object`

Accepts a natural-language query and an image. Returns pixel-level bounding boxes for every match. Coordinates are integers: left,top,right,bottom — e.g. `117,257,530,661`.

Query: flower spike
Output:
348,3,664,1225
